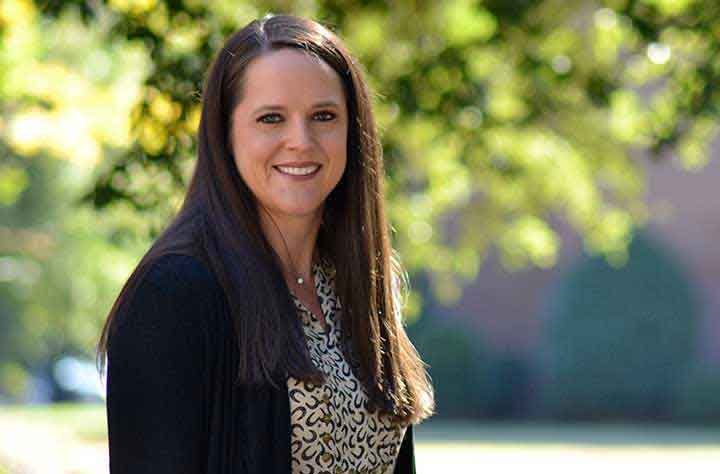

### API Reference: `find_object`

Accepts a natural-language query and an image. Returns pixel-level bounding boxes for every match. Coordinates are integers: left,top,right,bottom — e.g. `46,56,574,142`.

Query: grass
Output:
0,401,107,443
415,418,720,446
414,420,720,473
2,403,720,473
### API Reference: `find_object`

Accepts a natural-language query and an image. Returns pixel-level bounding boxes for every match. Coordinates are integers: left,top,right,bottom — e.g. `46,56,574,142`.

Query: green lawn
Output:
415,420,720,472
415,418,720,445
2,403,719,474
0,401,107,442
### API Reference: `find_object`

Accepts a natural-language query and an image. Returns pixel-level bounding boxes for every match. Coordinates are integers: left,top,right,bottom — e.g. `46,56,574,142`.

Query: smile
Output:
273,165,321,176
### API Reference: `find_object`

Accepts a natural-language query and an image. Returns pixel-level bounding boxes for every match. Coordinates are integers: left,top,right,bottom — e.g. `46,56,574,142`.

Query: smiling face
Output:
229,48,348,226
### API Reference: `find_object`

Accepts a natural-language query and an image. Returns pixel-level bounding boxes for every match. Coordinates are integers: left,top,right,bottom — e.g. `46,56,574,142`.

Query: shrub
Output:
673,363,720,424
541,231,700,421
479,353,532,419
409,319,486,419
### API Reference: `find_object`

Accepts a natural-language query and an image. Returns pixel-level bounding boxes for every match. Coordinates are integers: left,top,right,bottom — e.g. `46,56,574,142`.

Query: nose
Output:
285,118,315,152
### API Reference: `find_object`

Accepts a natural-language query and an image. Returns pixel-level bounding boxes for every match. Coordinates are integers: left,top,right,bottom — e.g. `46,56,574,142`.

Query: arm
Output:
106,260,214,474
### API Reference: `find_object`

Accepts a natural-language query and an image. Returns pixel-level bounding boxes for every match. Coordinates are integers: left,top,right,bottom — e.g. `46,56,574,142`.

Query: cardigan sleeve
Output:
106,255,218,474
393,423,416,474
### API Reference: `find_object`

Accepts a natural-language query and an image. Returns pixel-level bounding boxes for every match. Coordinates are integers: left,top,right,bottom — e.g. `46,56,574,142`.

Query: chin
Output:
274,202,324,218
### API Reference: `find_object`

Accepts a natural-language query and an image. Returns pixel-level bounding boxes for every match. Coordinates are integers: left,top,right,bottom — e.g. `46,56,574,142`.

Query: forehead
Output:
238,48,345,106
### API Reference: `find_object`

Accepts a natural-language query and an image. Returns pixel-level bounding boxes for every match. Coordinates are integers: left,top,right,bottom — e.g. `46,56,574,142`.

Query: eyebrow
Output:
252,101,341,115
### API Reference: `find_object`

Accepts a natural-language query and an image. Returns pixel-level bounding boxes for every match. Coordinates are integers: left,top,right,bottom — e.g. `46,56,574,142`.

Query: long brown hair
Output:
96,14,434,425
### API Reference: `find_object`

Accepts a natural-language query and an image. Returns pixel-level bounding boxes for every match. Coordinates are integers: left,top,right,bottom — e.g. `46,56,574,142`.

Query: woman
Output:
97,13,435,474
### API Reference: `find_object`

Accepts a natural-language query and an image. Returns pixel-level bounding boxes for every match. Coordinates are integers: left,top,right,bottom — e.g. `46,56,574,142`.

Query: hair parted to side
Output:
96,14,434,425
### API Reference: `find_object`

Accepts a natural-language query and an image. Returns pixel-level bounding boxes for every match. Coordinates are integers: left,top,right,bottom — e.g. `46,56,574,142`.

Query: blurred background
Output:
1,0,719,472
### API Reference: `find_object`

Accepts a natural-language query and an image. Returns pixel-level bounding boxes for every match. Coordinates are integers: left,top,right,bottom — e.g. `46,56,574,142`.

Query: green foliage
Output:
408,314,533,419
541,231,700,421
0,151,149,399
26,0,718,308
0,164,28,206
409,318,487,419
1,0,720,394
407,270,532,420
478,353,532,419
3,0,719,309
0,1,158,396
673,363,720,424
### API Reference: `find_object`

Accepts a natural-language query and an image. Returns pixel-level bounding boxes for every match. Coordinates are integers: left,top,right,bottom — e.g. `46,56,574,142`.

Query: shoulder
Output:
118,253,226,333
144,253,221,299
147,253,215,286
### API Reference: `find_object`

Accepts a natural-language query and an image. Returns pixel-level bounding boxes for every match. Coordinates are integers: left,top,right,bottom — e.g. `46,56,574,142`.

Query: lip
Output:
273,161,321,168
273,163,322,180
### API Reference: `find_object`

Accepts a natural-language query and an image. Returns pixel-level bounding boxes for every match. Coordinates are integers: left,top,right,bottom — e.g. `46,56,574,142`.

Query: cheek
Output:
232,155,248,180
325,146,346,184
233,139,276,178
233,156,264,195
337,149,348,176
329,129,348,169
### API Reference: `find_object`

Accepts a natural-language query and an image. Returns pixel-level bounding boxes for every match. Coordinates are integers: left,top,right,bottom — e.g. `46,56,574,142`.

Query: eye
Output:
314,111,337,121
257,111,337,124
257,113,282,124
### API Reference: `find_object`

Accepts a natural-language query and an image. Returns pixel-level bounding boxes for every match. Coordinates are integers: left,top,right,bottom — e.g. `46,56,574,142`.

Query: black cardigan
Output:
106,253,417,474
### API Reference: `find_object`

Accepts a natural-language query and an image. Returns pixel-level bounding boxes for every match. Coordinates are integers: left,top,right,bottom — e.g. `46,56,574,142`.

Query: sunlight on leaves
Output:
500,216,559,270
0,165,28,206
440,0,497,46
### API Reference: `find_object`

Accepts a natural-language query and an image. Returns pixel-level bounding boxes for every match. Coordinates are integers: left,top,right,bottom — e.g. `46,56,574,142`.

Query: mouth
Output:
273,164,322,177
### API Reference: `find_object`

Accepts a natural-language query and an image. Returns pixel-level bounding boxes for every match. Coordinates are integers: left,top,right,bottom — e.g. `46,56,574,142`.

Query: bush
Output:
480,353,532,419
409,319,486,419
673,363,720,424
408,317,534,419
541,231,700,421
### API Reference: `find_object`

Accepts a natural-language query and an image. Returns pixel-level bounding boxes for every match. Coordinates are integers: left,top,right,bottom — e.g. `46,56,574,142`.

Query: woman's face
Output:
229,48,348,225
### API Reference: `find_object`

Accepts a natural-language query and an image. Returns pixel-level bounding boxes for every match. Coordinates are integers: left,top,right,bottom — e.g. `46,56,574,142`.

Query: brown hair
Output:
96,14,434,424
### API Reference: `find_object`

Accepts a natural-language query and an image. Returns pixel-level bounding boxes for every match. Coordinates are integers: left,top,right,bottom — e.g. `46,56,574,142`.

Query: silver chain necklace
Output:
258,203,308,285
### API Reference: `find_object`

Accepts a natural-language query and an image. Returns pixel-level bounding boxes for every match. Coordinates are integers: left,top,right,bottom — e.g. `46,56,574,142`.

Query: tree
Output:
0,0,151,398
59,0,718,306
2,0,719,342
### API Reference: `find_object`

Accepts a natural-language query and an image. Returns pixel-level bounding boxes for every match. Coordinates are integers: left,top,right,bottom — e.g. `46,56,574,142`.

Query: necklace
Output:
278,226,307,285
258,203,308,285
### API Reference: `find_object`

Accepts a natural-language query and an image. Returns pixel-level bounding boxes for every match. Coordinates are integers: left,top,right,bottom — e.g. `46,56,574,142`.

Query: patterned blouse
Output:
287,257,408,474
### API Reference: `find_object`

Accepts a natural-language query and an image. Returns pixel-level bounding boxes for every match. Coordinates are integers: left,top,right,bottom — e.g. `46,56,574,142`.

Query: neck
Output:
258,207,322,285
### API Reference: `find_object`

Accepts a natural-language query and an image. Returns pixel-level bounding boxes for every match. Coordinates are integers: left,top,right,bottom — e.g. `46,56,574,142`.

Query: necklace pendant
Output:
297,276,304,285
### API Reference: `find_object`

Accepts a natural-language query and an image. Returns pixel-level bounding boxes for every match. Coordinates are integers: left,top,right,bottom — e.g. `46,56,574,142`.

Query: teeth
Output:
276,165,320,176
